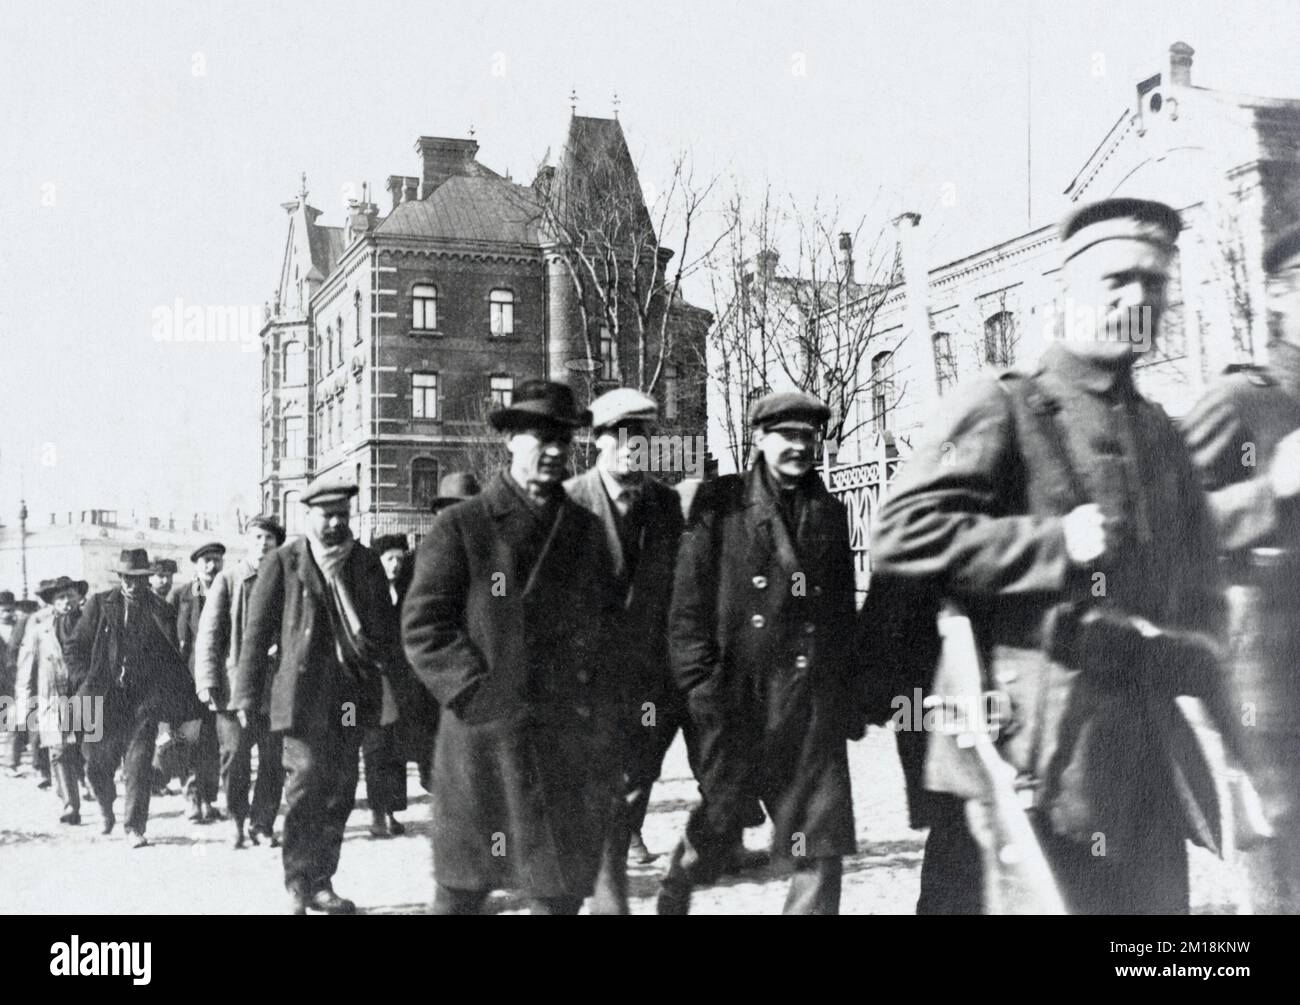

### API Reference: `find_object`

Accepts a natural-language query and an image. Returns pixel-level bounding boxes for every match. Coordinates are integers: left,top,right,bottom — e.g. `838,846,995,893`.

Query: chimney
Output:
838,232,855,283
403,176,419,202
414,136,480,197
1169,42,1194,87
386,175,405,212
755,249,779,283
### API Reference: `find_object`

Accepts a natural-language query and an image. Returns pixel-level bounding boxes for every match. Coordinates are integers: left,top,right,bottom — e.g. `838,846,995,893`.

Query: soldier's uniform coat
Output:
669,465,861,865
871,344,1230,914
402,472,624,899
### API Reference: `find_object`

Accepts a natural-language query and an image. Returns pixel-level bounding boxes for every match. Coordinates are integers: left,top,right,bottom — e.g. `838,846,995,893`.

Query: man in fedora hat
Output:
430,471,480,514
235,477,399,914
658,390,863,914
16,576,89,823
149,559,178,604
195,516,286,849
174,541,226,823
872,198,1245,914
403,378,625,914
66,549,197,847
563,387,686,913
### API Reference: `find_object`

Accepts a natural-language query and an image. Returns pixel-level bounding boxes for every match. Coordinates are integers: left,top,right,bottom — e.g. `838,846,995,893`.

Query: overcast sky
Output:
3,0,1299,522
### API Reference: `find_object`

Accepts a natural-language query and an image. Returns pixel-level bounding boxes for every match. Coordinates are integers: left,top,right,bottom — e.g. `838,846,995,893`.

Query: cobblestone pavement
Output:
0,729,1246,914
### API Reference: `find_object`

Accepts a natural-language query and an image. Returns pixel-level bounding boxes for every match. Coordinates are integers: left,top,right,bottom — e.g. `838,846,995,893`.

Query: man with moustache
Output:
1183,222,1300,913
657,390,863,915
872,198,1242,914
403,379,622,915
564,387,686,913
66,550,197,847
194,516,286,849
175,541,226,823
16,576,90,824
234,478,398,914
149,559,178,603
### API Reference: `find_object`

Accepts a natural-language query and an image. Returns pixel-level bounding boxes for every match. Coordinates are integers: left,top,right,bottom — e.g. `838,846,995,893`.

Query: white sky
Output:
3,0,1299,521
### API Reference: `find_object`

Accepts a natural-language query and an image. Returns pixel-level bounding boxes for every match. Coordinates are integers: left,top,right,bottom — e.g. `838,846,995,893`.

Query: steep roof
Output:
376,175,541,244
547,115,655,242
309,224,345,274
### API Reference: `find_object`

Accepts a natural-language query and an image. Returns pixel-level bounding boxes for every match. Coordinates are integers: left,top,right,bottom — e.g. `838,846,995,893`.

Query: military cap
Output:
370,533,410,556
489,379,589,432
301,472,360,507
246,514,286,546
748,390,831,431
1264,222,1300,275
189,541,226,564
1060,198,1182,263
589,387,659,432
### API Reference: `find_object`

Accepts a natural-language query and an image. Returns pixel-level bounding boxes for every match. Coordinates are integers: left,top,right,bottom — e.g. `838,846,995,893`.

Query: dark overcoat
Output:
232,537,398,735
67,588,197,726
870,345,1229,860
172,579,206,675
401,472,623,898
669,465,861,864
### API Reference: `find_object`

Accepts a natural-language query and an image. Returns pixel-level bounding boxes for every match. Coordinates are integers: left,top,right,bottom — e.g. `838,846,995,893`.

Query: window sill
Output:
408,329,443,338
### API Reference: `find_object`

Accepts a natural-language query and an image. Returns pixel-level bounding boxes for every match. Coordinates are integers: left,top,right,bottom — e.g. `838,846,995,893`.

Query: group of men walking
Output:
3,193,1299,916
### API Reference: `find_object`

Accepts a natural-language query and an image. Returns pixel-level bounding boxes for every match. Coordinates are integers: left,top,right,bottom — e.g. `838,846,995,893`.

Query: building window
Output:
283,341,306,386
355,376,364,427
489,289,515,336
489,374,514,408
933,331,957,396
284,417,305,459
412,372,438,419
324,402,334,450
599,327,619,381
412,284,437,331
336,315,344,366
663,365,679,420
315,404,325,453
871,351,895,434
325,326,334,374
336,397,344,443
354,291,362,344
984,311,1016,367
262,345,270,388
283,491,301,536
412,458,440,508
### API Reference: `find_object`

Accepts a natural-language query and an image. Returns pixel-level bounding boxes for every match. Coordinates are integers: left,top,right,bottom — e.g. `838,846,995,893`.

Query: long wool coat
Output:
669,465,862,864
402,472,624,898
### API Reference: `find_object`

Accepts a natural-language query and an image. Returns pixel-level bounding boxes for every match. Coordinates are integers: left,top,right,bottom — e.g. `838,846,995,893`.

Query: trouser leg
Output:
85,730,124,816
281,725,360,894
249,724,284,833
589,798,632,916
51,744,82,814
625,692,686,835
5,728,24,770
122,714,159,834
1243,733,1300,914
362,724,406,815
188,711,220,804
431,885,489,915
917,794,982,915
32,736,51,782
783,856,843,915
216,711,251,822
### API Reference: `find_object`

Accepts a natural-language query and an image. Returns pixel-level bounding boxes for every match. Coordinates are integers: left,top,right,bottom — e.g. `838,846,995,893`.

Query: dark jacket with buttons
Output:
669,464,861,862
401,470,624,897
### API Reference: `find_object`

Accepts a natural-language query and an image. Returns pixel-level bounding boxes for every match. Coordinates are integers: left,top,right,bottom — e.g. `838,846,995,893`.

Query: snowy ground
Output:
0,728,1246,915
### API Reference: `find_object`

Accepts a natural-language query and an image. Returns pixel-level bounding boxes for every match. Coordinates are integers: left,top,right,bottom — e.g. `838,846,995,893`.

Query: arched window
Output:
283,341,306,385
336,314,344,365
489,289,515,336
984,311,1016,367
870,351,895,434
354,291,363,344
412,284,437,331
599,327,619,380
411,458,440,508
325,325,334,373
933,331,957,395
283,491,301,536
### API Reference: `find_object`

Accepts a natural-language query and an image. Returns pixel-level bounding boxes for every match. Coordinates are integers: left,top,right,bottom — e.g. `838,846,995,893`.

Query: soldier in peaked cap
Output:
65,550,198,846
657,389,864,914
235,476,400,914
403,379,627,914
870,197,1250,914
1182,220,1300,913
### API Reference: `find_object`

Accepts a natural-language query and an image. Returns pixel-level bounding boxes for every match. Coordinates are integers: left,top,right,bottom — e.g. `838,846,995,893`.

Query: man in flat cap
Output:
403,379,623,915
1182,221,1300,913
562,387,686,913
16,576,89,824
872,197,1243,914
658,389,863,914
149,559,178,603
66,550,198,846
234,478,399,914
174,541,226,823
195,516,286,849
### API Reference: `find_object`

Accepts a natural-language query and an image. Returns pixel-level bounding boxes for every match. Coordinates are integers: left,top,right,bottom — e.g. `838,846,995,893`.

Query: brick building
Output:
259,115,709,542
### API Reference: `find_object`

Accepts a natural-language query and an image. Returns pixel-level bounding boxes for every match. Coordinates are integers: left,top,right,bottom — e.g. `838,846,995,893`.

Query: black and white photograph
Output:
0,0,1297,959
